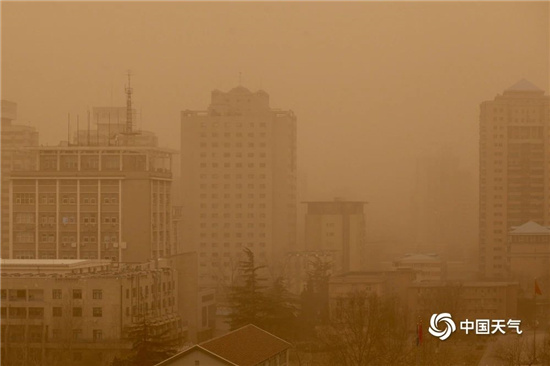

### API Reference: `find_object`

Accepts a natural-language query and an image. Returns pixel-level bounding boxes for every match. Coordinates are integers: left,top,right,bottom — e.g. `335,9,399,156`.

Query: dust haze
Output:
2,1,548,255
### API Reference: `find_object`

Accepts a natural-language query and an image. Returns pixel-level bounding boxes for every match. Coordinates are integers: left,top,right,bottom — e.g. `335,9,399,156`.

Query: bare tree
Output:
316,291,413,366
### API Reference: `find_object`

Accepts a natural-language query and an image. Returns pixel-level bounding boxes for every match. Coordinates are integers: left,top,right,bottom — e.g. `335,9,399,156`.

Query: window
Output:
53,307,62,317
93,329,103,341
72,329,82,340
72,289,82,299
52,329,61,339
92,289,102,299
93,307,102,317
52,289,62,299
73,307,82,317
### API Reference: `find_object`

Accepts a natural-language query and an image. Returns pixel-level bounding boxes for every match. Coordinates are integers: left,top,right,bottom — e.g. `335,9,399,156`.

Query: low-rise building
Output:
407,281,518,323
155,324,291,366
393,253,443,282
508,221,550,297
328,270,416,320
0,259,183,366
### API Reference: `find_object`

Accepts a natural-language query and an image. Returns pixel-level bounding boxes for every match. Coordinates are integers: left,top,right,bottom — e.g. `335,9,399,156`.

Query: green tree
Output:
111,318,180,366
300,257,331,326
263,276,298,339
227,247,268,330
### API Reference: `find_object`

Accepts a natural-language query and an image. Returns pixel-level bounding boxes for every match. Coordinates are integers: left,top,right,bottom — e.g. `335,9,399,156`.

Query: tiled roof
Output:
200,325,291,366
154,345,237,366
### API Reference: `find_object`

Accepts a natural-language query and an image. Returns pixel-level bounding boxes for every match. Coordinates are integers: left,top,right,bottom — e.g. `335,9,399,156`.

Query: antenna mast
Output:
125,70,133,134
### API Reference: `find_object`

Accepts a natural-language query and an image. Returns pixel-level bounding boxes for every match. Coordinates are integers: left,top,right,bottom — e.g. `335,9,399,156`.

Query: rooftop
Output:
505,79,543,92
200,325,291,366
510,221,550,235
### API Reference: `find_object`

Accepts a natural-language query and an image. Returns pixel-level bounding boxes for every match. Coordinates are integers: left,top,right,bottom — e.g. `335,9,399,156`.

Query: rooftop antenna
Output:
125,70,133,134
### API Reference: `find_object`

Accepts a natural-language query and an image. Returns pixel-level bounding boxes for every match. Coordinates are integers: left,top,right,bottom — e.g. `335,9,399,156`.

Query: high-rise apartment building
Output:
1,100,39,259
304,198,367,272
479,79,550,279
180,86,297,285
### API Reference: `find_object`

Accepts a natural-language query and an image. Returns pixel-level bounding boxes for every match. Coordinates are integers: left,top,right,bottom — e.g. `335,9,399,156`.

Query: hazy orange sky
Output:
2,2,548,242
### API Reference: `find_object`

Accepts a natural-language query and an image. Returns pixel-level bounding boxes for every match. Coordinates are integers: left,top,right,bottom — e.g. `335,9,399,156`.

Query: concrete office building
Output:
479,79,550,279
304,199,368,272
7,139,174,262
180,86,297,285
1,100,39,259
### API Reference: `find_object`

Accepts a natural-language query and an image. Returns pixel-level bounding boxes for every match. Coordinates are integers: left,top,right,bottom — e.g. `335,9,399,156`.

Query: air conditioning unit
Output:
112,243,119,248
81,243,86,247
70,242,77,248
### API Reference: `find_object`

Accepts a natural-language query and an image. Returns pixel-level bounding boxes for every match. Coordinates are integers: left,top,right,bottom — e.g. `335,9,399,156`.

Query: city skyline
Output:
3,1,548,245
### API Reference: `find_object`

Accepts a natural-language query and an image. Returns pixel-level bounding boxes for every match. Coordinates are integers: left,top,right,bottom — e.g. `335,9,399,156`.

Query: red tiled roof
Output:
200,325,291,366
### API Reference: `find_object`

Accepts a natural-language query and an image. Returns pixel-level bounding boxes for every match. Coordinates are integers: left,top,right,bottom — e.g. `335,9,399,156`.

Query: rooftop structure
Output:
156,324,291,366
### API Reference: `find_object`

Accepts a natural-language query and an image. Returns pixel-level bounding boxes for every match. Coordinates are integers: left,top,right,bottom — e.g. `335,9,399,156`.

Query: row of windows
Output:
200,122,267,128
199,195,267,203
50,328,104,341
200,242,266,248
200,232,267,238
200,213,267,218
51,289,103,300
200,132,267,138
200,222,267,228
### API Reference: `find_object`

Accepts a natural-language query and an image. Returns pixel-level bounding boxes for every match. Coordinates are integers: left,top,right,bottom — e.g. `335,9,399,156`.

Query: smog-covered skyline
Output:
2,1,548,243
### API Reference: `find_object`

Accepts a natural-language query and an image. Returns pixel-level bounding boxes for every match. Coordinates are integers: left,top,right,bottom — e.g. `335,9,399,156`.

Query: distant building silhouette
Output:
180,87,297,286
303,198,367,272
479,79,550,279
411,149,477,261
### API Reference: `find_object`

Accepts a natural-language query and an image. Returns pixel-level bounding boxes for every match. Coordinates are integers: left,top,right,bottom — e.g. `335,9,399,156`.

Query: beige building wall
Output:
304,199,367,272
0,260,182,366
180,87,297,286
8,146,174,262
479,80,550,279
1,100,39,259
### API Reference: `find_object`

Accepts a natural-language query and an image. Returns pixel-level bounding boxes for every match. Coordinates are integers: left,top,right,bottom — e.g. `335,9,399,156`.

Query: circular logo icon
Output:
428,313,456,341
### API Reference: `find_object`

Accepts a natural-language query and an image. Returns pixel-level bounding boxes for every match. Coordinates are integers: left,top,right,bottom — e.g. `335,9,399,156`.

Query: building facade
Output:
508,221,550,297
479,79,550,279
180,87,297,286
304,199,367,272
7,144,174,262
1,100,39,259
0,259,183,366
